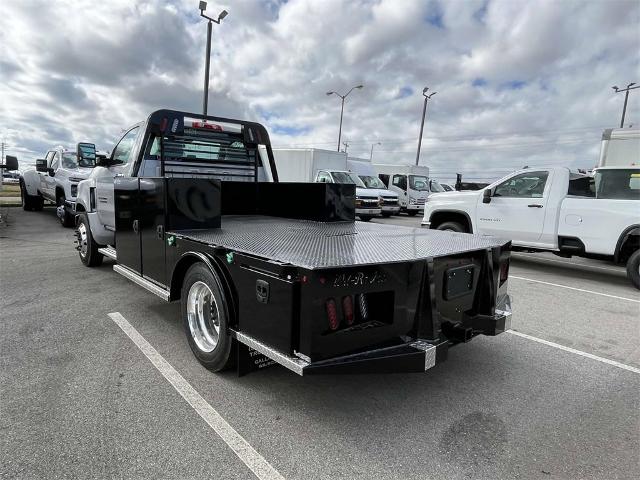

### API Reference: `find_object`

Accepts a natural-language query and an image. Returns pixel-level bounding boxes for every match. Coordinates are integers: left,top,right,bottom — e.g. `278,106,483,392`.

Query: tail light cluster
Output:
499,258,510,285
326,294,368,331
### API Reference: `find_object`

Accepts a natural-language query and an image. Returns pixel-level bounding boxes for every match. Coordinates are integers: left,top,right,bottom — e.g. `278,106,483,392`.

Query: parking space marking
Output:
108,312,285,480
508,330,640,374
511,254,624,273
510,275,640,303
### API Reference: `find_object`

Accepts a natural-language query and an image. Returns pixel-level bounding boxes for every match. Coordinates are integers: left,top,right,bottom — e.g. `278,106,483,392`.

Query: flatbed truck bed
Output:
75,109,512,377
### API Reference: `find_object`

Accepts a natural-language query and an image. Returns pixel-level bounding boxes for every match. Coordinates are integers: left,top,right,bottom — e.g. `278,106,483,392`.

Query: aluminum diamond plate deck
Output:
174,215,507,270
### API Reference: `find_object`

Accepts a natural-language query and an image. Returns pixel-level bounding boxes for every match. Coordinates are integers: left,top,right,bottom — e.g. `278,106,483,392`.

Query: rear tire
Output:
437,221,466,233
181,263,234,372
20,181,43,211
76,213,103,267
626,250,640,290
57,194,74,227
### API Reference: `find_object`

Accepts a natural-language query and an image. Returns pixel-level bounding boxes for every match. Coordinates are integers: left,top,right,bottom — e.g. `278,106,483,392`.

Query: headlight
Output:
378,197,383,207
409,197,416,205
355,199,363,208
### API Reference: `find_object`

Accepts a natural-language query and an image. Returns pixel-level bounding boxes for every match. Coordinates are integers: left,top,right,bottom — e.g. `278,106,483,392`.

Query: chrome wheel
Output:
186,281,220,353
77,222,88,259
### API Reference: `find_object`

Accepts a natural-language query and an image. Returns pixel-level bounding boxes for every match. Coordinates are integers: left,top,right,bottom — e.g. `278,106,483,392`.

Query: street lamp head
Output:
612,86,619,91
218,10,228,21
355,85,363,89
326,91,335,96
422,87,429,94
199,1,207,11
629,82,637,88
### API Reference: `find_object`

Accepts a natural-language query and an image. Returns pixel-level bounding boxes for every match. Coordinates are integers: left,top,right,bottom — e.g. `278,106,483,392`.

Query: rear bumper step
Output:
233,308,512,376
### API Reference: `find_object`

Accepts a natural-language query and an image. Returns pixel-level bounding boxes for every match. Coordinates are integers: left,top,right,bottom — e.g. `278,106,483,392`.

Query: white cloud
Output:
0,0,638,183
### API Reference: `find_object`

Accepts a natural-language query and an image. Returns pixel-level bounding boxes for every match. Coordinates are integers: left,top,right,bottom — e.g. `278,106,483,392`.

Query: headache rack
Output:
136,109,278,183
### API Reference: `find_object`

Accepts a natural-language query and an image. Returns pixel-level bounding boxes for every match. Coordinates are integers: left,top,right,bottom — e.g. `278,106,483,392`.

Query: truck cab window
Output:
494,171,549,198
112,127,139,165
50,153,60,170
393,175,407,190
316,172,331,183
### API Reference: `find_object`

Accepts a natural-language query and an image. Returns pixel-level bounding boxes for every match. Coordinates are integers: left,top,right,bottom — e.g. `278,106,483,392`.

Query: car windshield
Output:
332,171,366,187
409,175,429,191
594,169,640,200
360,175,385,188
61,151,94,168
429,180,445,192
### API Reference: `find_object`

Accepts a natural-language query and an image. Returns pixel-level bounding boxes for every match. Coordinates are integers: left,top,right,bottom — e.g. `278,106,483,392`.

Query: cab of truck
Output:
314,170,381,221
377,172,430,216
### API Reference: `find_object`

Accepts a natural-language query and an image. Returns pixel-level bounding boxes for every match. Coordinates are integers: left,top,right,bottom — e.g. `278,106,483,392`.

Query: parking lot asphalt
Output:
1,207,638,480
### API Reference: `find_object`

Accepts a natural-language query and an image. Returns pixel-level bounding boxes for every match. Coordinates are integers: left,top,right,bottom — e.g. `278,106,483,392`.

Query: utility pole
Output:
612,83,639,128
369,142,381,161
416,87,436,166
199,2,228,117
327,85,364,151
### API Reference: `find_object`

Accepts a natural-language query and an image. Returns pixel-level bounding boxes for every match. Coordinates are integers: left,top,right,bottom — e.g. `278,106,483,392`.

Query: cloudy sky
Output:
1,0,639,182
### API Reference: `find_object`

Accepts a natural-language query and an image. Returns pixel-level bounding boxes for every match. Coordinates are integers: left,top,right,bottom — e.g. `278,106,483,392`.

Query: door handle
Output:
527,204,543,208
133,219,139,233
157,225,164,239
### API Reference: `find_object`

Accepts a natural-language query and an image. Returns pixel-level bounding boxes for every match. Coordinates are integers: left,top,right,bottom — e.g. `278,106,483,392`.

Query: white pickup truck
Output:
21,145,95,227
422,166,640,288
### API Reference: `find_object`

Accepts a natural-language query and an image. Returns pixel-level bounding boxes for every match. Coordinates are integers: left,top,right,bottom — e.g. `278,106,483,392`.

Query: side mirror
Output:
77,142,97,166
1,155,18,171
48,167,55,177
36,159,48,173
95,153,111,167
482,189,492,203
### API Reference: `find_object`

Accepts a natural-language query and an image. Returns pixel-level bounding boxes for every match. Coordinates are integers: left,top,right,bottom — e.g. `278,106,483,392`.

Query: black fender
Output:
169,251,238,324
615,225,640,263
429,209,474,233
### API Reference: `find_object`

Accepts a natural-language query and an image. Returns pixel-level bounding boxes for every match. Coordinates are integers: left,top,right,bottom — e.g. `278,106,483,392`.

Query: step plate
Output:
98,246,117,260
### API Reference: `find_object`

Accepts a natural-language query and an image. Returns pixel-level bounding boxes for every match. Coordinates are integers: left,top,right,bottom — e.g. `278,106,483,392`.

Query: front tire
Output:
437,221,466,233
406,210,418,216
181,263,234,372
76,213,103,267
57,194,74,227
626,250,640,290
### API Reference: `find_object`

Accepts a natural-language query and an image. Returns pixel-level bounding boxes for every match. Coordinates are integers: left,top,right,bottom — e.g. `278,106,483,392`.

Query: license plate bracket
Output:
444,265,474,300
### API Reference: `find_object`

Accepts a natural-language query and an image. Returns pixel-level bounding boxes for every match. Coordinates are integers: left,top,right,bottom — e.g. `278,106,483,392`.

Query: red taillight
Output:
342,295,354,325
326,298,339,330
159,117,168,132
500,259,510,285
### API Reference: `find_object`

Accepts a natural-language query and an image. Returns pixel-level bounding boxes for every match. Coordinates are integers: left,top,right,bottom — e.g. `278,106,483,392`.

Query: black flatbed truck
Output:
75,109,512,376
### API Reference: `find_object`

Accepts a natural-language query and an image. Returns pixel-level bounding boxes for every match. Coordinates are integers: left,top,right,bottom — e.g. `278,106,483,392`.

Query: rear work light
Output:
326,298,339,330
342,295,354,326
356,293,368,320
499,259,510,285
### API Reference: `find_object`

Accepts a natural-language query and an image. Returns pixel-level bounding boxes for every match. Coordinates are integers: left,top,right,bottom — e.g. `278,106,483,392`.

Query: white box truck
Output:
271,148,382,220
373,164,430,216
347,158,400,217
598,128,640,167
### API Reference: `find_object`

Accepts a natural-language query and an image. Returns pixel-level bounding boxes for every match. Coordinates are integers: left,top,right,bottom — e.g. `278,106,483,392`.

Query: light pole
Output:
369,142,381,161
342,141,350,153
199,1,228,117
327,85,363,151
415,87,436,166
612,83,639,128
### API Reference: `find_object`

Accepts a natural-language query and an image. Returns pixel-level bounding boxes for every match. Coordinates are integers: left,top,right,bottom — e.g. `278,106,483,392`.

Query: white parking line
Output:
507,330,640,374
510,275,640,303
108,312,285,480
511,253,624,273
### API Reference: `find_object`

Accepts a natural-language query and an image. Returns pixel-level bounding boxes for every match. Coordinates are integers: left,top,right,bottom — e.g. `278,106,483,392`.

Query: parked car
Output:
21,145,96,226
